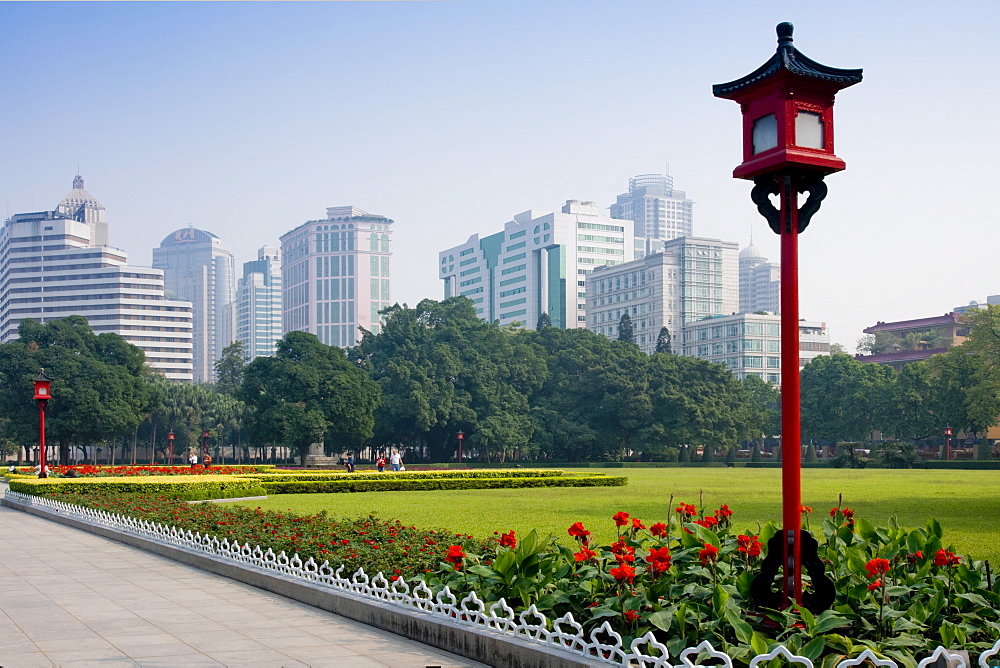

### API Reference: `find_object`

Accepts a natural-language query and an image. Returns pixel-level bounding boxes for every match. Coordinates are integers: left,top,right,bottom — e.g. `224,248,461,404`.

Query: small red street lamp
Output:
168,430,175,466
457,430,464,464
33,370,53,478
202,429,210,460
715,22,862,612
944,426,953,461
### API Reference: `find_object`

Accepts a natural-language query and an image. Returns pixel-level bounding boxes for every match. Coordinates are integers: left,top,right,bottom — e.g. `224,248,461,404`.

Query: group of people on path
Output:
188,452,211,469
347,449,404,473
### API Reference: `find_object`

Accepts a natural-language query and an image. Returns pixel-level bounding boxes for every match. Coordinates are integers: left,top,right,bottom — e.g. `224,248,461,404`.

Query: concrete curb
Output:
1,495,605,668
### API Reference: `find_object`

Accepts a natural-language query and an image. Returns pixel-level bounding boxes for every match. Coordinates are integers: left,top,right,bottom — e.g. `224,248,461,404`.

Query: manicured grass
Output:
240,467,1000,562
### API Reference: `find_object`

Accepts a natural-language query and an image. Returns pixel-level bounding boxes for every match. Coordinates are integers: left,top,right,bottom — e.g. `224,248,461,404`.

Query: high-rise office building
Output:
234,245,282,362
584,236,738,353
280,206,393,347
610,174,694,241
0,176,193,381
439,200,634,329
152,229,235,383
681,313,829,385
738,242,781,314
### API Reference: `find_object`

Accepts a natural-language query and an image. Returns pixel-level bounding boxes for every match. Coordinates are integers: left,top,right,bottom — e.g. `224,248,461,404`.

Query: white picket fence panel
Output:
5,490,998,668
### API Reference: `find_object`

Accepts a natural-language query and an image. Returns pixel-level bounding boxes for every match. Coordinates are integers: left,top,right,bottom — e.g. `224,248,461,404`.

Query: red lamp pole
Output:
202,429,210,462
457,430,464,464
714,23,861,611
168,431,175,466
33,370,53,479
945,427,952,461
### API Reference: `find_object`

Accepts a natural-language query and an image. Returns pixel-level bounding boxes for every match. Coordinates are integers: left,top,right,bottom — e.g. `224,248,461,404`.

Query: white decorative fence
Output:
5,490,998,668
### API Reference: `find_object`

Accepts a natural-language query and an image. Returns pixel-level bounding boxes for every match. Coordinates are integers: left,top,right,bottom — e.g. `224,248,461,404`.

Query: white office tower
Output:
235,246,282,362
152,229,236,383
739,242,781,314
0,177,193,381
280,206,393,347
584,236,738,353
610,174,694,241
439,200,634,329
681,313,829,385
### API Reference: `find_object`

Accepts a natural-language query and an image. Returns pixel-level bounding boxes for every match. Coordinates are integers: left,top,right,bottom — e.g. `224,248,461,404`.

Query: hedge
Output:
9,475,265,500
244,469,566,482
259,475,628,495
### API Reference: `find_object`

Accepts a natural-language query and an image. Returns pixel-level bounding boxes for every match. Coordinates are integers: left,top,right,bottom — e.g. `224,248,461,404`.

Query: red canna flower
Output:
630,517,646,531
613,511,630,527
868,579,882,591
574,547,597,563
443,545,466,570
865,558,890,578
610,564,636,584
801,505,813,514
737,534,763,558
934,549,960,567
675,503,697,519
624,609,641,623
498,530,517,548
694,516,719,529
906,551,924,563
649,522,667,537
568,522,591,539
645,546,672,575
716,504,733,518
698,543,719,566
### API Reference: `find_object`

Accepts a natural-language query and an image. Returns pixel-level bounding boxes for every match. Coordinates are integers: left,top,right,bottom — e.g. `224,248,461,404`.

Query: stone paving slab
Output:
0,504,488,667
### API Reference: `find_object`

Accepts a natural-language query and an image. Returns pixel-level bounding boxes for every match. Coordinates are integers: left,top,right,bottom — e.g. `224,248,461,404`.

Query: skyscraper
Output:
610,174,694,241
0,176,193,381
280,206,393,347
439,200,634,329
738,242,781,314
152,229,235,383
584,236,738,352
234,245,282,362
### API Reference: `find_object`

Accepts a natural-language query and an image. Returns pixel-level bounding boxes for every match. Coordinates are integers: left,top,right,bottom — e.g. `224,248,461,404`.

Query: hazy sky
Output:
3,1,998,351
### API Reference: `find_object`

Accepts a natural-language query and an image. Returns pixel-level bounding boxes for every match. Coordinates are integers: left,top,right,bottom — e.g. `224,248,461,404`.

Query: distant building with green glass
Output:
438,200,634,329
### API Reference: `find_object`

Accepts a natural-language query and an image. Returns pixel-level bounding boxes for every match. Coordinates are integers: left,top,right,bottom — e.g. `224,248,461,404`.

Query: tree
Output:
800,354,895,443
353,298,544,462
239,332,380,465
0,317,154,464
655,326,672,354
618,313,635,345
829,343,848,355
737,375,781,447
214,340,247,396
535,312,552,330
856,332,898,355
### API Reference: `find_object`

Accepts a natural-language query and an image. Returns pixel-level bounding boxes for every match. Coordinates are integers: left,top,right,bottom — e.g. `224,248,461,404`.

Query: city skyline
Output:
3,1,999,351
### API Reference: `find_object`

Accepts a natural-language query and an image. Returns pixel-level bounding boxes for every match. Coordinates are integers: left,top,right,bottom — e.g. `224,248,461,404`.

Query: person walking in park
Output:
344,454,355,473
389,449,403,472
376,454,386,472
189,452,198,469
202,452,212,469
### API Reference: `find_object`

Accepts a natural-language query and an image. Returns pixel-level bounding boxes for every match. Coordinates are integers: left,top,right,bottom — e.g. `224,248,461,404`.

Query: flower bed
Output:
18,485,1000,665
256,474,625,494
7,464,274,477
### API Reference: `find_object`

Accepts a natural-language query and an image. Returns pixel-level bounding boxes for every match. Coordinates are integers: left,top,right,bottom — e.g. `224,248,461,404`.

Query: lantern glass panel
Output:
795,111,824,149
752,114,778,154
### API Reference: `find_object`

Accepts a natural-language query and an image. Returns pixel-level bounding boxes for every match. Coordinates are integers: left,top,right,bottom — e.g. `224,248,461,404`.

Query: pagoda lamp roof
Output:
713,22,863,99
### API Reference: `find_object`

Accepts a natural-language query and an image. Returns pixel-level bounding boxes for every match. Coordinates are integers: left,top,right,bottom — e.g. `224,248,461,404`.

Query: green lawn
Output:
240,468,1000,562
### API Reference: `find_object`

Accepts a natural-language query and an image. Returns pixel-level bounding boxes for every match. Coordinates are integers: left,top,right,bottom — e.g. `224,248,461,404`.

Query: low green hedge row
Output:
9,476,264,499
244,469,565,482
259,475,627,495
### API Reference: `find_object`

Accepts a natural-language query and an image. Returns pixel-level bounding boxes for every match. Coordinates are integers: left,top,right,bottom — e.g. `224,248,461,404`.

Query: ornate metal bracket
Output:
749,529,835,613
750,173,828,234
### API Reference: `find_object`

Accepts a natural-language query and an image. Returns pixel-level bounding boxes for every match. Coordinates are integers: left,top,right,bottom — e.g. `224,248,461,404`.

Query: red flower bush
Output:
649,522,667,537
645,546,672,575
675,503,697,519
613,511,630,527
610,564,636,584
737,534,762,558
934,549,960,567
568,522,591,540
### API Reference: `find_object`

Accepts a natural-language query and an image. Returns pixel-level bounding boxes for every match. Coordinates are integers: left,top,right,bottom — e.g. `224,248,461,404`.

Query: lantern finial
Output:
776,22,794,52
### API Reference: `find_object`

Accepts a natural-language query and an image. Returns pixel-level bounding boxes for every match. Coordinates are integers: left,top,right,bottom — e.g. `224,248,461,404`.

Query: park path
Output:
0,495,488,667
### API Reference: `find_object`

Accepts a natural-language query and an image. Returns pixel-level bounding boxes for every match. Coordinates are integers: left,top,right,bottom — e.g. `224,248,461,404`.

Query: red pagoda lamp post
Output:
202,429,210,461
714,22,862,610
33,370,53,478
168,430,175,466
944,426,953,461
457,430,464,464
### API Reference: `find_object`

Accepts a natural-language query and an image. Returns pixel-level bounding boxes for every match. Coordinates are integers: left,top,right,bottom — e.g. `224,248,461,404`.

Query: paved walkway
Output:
0,502,489,667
